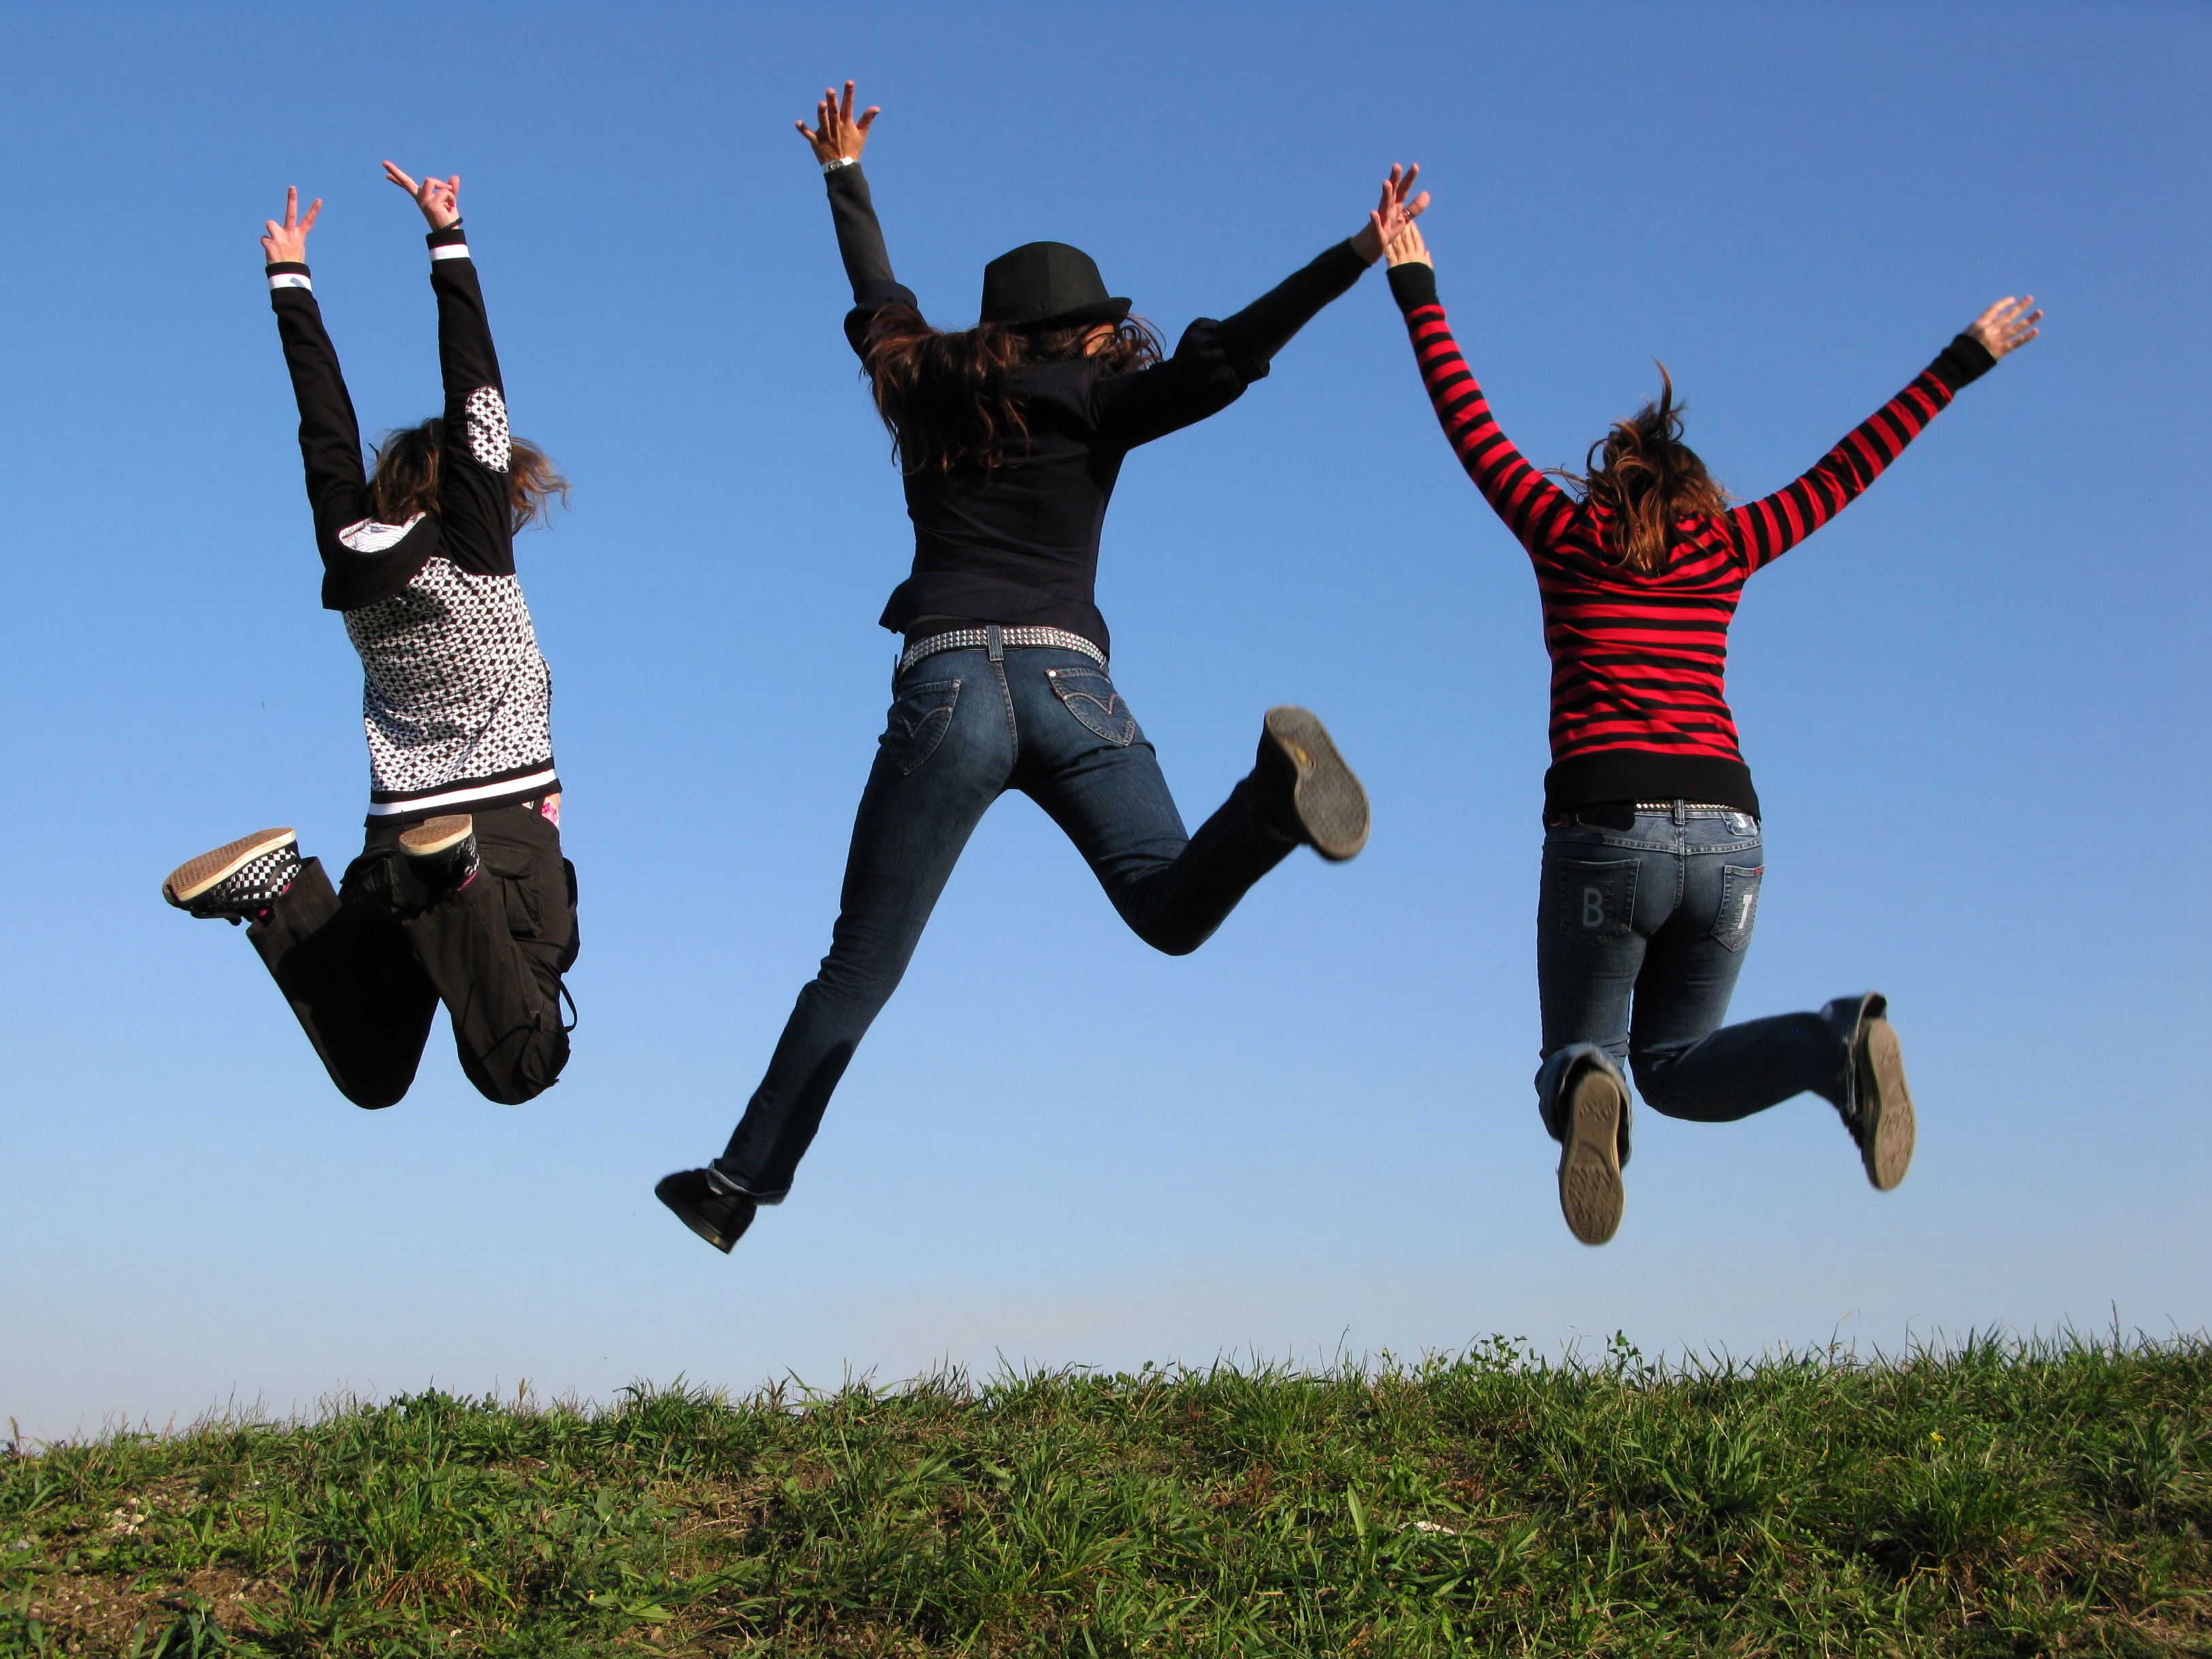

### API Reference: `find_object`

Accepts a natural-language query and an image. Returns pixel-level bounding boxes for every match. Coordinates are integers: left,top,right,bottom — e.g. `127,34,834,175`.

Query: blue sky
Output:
2,1,2206,1440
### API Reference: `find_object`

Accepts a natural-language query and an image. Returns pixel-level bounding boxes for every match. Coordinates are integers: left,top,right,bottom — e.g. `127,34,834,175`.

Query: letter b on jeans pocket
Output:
881,677,961,776
1550,857,1638,945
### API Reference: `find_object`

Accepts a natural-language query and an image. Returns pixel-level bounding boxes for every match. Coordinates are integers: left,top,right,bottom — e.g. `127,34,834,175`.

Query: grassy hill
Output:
4,1334,2207,1656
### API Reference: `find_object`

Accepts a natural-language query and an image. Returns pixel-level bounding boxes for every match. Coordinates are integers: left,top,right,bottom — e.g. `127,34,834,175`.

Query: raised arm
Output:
1095,164,1431,448
1382,225,1579,558
796,80,919,354
1723,295,2040,570
385,161,515,576
263,189,369,545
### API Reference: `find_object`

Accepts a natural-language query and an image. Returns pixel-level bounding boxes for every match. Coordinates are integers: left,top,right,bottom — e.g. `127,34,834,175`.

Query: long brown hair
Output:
370,419,570,532
1551,365,1728,574
862,308,1162,477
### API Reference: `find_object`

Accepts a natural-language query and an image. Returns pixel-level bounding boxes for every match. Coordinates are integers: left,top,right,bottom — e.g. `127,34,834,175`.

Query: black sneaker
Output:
1552,1054,1629,1246
163,830,301,924
655,1168,757,1254
399,815,479,893
1821,992,1915,1191
1252,706,1369,860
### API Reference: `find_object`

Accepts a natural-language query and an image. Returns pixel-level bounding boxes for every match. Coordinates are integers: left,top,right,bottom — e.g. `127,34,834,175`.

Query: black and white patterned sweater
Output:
269,223,559,826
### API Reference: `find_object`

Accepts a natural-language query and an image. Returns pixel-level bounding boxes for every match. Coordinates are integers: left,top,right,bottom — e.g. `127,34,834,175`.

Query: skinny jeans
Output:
246,804,579,1108
717,638,1295,1200
1537,804,1851,1124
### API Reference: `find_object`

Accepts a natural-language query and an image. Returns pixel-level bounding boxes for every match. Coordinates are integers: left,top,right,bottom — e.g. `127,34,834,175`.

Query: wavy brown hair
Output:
370,419,570,532
862,308,1162,477
1551,365,1729,574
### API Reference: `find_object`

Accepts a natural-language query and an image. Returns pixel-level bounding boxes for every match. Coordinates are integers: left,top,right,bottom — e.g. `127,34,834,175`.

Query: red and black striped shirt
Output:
1388,262,1994,819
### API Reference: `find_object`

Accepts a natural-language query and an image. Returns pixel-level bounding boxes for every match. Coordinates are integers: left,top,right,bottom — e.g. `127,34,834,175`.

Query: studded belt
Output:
1633,802,1742,812
898,625,1107,678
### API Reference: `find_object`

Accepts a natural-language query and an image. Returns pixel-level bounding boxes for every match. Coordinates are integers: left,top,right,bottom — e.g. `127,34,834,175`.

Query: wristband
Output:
821,157,858,175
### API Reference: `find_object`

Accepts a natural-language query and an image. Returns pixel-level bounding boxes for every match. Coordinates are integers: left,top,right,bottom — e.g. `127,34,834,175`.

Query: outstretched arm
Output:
385,161,515,575
1381,224,1578,559
1724,295,2041,570
263,188,364,531
798,78,918,356
1096,165,1430,448
1212,163,1430,370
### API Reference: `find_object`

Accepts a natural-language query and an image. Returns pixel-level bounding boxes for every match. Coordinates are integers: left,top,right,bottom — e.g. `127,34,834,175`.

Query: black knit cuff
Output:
427,223,469,257
1387,261,1440,313
1927,331,1996,393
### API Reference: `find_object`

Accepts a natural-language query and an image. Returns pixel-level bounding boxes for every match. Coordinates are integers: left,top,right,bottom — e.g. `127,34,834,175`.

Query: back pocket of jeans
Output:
1549,857,1638,944
1046,667,1136,746
1712,864,1763,951
881,677,961,776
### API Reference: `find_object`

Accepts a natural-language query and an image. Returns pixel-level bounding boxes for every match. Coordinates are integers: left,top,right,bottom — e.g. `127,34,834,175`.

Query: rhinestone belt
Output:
898,625,1107,678
1633,802,1742,812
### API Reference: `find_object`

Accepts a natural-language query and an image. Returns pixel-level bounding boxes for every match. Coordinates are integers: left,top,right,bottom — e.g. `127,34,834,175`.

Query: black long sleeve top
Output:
268,226,559,823
825,163,1371,654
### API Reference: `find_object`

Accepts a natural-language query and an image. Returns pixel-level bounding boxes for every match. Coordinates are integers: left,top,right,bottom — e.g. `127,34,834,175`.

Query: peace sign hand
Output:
383,161,461,230
796,79,879,167
261,186,323,264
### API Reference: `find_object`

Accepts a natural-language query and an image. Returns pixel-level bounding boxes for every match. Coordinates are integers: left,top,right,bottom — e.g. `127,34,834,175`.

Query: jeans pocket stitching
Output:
1047,668,1137,746
881,677,962,776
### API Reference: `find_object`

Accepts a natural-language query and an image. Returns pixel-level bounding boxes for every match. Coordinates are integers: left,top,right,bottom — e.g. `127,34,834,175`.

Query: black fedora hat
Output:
979,241,1131,329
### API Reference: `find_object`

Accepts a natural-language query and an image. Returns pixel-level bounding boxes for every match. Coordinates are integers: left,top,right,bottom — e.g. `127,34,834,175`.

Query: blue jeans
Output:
717,639,1296,1200
1536,804,1853,1127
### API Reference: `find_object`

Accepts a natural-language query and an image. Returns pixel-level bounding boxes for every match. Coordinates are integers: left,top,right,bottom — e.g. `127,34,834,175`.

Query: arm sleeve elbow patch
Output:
464,387,512,473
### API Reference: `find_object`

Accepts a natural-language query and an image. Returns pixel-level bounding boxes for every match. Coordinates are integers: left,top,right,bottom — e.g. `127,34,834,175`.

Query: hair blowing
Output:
370,419,570,533
1552,365,1729,574
862,308,1162,477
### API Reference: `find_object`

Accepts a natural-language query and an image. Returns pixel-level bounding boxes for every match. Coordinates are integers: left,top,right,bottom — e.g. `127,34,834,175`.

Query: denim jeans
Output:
717,638,1296,1200
1537,804,1853,1126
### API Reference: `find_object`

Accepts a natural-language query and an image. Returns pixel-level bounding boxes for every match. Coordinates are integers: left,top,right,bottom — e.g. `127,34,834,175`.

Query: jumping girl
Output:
655,82,1426,1252
1382,220,2038,1245
162,166,578,1110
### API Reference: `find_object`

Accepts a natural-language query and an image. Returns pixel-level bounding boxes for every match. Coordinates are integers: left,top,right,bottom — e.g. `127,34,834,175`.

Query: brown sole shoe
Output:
1557,1064,1627,1245
1856,1017,1917,1191
1263,706,1370,861
398,815,474,858
163,829,295,907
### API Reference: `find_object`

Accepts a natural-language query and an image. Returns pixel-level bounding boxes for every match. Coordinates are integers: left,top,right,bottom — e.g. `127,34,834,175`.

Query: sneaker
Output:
1553,1054,1629,1246
1822,993,1916,1191
398,815,479,893
163,830,300,924
1253,706,1369,860
655,1168,757,1254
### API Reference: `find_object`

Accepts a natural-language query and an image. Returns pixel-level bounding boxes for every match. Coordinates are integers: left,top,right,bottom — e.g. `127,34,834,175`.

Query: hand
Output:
796,79,879,166
1966,294,2041,359
383,161,461,229
1351,163,1431,265
1384,223,1431,269
260,186,322,263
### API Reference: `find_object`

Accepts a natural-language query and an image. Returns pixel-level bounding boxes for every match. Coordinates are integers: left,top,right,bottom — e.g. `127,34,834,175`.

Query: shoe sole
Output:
400,815,474,858
164,829,295,906
1857,1017,1916,1191
1557,1068,1626,1245
655,1175,738,1254
1263,706,1369,861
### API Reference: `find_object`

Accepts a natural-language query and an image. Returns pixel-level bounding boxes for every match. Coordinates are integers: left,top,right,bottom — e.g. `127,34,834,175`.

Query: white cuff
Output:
429,242,471,261
820,157,858,175
267,272,312,292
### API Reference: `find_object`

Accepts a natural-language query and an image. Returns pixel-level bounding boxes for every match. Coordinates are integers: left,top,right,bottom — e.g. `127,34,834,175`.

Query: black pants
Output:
246,806,579,1108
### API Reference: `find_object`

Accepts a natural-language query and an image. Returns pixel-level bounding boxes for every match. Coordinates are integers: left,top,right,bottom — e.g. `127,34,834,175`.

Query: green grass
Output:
5,1334,2207,1656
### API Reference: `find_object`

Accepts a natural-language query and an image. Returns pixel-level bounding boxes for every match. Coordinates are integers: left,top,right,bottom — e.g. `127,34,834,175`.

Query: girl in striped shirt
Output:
1384,220,2038,1245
